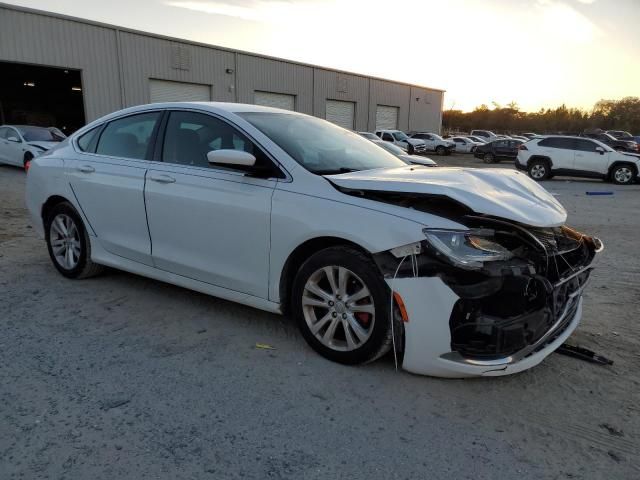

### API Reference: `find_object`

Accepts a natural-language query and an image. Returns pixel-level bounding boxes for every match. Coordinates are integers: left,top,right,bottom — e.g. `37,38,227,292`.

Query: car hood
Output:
405,138,425,146
28,141,58,150
326,166,567,227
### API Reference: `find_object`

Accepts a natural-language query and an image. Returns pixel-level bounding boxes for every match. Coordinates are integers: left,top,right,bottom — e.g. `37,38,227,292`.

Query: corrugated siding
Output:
313,69,369,131
0,8,122,121
118,32,235,107
409,87,444,133
236,55,313,114
368,80,411,132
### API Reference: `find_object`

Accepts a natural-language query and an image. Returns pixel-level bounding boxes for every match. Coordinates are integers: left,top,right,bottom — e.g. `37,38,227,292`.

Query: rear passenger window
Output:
96,112,161,160
77,126,101,152
538,137,574,149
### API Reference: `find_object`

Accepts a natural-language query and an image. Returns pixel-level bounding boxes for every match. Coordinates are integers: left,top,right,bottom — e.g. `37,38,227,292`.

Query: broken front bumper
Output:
387,271,588,378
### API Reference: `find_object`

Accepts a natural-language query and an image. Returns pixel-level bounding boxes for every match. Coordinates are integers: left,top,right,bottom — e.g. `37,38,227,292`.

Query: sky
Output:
7,0,640,112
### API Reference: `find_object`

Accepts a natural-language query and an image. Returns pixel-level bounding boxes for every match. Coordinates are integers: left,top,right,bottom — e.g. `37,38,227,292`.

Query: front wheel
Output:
407,144,415,155
45,202,104,279
528,159,550,181
23,152,33,172
610,165,635,185
436,146,446,156
291,246,393,365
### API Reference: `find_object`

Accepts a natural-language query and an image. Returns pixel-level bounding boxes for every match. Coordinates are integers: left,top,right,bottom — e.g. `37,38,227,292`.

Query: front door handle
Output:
77,165,95,173
149,173,176,184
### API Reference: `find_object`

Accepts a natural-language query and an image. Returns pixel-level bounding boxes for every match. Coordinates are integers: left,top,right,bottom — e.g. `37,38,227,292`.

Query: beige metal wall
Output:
0,7,122,121
0,3,443,132
313,69,370,131
118,32,236,106
236,55,314,115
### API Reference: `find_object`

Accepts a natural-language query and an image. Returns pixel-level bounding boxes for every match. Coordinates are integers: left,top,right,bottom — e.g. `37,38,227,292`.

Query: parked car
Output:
606,130,634,141
465,135,487,144
448,136,481,153
516,135,640,185
408,132,456,155
375,129,426,155
371,140,437,166
0,125,66,170
581,132,638,153
26,102,603,378
522,133,538,139
470,129,499,143
510,135,530,142
358,132,379,141
473,138,524,163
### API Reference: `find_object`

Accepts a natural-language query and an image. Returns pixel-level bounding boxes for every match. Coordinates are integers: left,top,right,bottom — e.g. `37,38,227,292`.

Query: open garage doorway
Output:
0,62,86,135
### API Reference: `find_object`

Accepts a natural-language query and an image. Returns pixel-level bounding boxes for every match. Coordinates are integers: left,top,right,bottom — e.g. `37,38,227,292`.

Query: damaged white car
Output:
26,103,603,378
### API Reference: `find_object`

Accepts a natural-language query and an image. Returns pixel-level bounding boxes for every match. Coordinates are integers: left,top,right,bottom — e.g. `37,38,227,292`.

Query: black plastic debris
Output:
555,343,613,366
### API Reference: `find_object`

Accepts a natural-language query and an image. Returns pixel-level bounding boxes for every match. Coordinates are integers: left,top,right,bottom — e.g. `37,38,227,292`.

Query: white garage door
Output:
254,91,295,111
375,105,399,130
325,100,355,130
149,79,211,103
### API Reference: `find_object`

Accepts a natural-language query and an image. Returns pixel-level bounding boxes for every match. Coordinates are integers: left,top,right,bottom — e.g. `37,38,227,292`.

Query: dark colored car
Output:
473,138,524,163
581,132,638,153
606,130,634,141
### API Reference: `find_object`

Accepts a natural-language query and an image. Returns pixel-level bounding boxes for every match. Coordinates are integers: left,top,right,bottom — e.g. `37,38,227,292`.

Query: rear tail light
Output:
519,145,528,151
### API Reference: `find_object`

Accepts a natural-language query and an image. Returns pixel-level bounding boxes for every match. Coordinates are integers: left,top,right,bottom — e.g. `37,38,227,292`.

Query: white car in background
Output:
0,125,66,170
470,130,499,143
408,132,456,155
371,139,437,166
466,135,487,144
357,132,379,141
374,129,427,155
26,102,602,378
517,135,640,185
448,136,482,153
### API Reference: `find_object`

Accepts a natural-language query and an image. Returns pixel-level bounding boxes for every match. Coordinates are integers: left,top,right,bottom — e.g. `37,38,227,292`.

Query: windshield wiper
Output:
314,167,360,175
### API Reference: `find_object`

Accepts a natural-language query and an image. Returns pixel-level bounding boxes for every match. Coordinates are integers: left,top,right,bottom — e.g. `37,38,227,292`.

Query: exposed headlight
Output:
423,228,513,269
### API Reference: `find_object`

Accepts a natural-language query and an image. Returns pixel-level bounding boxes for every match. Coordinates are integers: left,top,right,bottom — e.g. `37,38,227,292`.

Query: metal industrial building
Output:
0,2,444,134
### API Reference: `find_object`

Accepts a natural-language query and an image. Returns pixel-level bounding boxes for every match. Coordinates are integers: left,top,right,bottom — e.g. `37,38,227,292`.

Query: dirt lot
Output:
1,156,639,479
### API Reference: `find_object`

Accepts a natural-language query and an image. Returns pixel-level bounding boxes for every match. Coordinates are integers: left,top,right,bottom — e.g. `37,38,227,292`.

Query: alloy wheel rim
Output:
50,214,81,270
302,266,375,352
531,164,545,178
615,167,632,183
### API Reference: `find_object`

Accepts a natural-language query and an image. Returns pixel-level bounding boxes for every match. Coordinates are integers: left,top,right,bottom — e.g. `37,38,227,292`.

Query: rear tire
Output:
45,202,104,279
483,153,495,164
291,246,393,365
528,159,550,181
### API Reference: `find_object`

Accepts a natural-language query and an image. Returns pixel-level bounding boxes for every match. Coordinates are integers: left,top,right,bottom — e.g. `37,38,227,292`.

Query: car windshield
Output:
376,141,405,156
609,131,633,139
239,112,406,174
392,131,409,141
431,134,444,141
17,126,66,142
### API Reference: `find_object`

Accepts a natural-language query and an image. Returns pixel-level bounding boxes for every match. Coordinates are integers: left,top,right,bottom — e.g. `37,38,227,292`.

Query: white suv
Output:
516,136,640,185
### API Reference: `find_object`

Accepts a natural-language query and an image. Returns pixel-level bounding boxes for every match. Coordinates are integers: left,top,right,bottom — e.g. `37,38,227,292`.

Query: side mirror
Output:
207,149,256,167
595,146,605,155
7,136,20,143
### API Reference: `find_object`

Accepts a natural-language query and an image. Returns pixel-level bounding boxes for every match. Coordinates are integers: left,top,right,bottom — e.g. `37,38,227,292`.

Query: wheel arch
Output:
527,155,553,168
279,236,371,315
608,161,638,181
42,195,73,223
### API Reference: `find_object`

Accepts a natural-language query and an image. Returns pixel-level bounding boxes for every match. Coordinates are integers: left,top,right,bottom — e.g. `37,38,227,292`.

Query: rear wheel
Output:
45,202,104,279
291,246,393,365
610,165,635,185
528,159,550,181
483,153,494,163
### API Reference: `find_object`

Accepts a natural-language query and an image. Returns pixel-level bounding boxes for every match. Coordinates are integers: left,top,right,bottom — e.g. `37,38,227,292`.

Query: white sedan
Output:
0,125,65,170
370,139,437,166
448,136,483,153
26,102,602,378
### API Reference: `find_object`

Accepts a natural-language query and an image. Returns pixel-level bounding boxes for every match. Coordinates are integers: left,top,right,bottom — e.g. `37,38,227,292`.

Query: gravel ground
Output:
1,156,639,479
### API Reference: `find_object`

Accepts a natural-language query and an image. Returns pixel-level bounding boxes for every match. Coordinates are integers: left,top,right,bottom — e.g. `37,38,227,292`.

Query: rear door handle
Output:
77,165,95,173
149,173,176,184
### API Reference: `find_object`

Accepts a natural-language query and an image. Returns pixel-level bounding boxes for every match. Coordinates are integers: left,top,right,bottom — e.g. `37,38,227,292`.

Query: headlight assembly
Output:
423,228,513,269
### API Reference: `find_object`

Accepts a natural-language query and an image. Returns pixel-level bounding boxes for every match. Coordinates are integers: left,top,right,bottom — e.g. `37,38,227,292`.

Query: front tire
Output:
436,146,446,156
610,165,635,185
45,202,104,279
528,159,550,181
23,152,33,171
291,246,393,365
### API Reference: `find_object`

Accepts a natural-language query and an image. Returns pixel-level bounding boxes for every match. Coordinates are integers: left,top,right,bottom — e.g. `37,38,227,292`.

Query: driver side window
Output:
162,111,272,171
381,133,393,141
